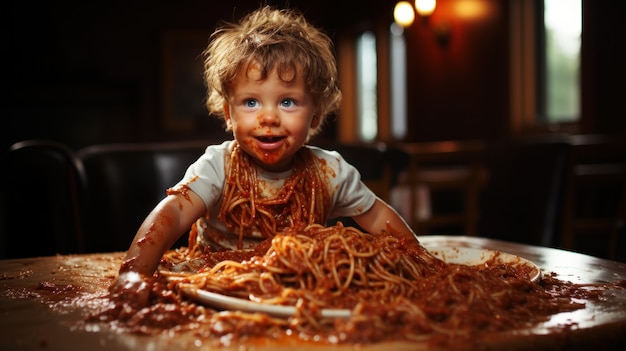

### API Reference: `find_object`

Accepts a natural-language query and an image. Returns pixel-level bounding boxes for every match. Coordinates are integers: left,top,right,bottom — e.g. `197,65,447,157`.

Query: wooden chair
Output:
477,135,572,247
390,140,487,236
1,140,86,258
561,134,626,260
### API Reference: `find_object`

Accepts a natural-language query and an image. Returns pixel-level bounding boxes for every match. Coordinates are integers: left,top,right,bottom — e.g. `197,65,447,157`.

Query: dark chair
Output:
77,141,211,253
1,140,86,258
561,134,626,261
476,135,572,247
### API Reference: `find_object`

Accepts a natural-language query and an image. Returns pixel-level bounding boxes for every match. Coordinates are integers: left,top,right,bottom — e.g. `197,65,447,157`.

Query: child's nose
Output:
259,109,280,126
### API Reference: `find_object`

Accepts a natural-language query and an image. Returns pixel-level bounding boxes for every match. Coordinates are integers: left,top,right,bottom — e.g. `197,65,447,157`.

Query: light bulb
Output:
394,1,415,27
415,0,436,16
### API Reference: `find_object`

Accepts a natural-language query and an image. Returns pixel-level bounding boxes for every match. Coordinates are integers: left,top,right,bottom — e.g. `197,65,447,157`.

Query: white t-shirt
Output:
174,140,376,250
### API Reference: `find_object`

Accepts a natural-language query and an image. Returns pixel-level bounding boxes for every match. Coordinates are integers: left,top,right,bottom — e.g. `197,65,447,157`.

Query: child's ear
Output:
223,102,233,130
310,113,322,129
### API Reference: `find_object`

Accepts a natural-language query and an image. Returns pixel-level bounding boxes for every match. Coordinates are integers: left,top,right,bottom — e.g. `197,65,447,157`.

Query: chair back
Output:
1,140,85,258
477,135,572,247
561,134,626,260
77,141,209,253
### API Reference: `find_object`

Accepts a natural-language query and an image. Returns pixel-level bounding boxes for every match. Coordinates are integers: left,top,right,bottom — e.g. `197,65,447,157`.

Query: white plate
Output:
178,284,352,318
427,246,541,282
177,247,540,318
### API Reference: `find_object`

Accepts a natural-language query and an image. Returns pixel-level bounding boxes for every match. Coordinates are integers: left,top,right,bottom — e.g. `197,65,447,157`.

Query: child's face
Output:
224,64,317,172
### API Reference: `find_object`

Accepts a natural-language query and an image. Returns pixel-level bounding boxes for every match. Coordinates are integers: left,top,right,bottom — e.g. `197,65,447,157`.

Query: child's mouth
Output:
256,136,285,143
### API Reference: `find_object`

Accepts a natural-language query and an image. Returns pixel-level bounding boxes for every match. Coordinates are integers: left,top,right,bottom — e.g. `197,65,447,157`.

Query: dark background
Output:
2,0,625,261
3,0,625,152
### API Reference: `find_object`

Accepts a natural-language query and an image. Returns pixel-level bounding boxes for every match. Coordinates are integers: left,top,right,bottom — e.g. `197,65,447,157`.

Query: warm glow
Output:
394,1,415,27
454,0,493,20
415,0,436,16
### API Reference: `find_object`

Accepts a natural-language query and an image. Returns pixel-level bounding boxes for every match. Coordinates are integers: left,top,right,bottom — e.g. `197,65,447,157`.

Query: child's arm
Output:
352,198,422,248
109,190,206,306
353,198,442,266
121,190,206,275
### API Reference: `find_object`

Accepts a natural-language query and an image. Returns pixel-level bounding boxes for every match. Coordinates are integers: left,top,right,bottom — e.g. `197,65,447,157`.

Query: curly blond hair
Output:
202,6,342,138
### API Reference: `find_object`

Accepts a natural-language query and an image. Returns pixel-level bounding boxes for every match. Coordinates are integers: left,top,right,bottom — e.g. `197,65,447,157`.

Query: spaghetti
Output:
164,223,444,309
155,222,600,345
217,143,330,249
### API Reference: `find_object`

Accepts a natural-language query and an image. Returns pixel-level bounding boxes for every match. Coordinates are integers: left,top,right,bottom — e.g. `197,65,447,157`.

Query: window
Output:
509,0,582,131
354,26,407,142
390,22,408,140
540,0,581,124
356,31,378,141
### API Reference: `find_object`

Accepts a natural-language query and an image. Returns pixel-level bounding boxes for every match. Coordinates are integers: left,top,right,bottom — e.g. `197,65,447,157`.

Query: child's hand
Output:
406,241,445,267
108,271,154,310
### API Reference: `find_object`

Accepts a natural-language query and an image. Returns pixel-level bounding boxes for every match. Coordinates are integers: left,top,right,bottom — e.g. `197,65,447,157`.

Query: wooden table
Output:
1,236,625,350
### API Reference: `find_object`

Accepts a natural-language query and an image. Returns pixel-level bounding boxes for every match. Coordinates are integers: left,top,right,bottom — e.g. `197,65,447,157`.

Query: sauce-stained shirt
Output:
174,140,376,250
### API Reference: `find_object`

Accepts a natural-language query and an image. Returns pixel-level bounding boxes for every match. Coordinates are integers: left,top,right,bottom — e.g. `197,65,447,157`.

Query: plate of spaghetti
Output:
426,246,541,282
163,222,542,322
172,244,540,318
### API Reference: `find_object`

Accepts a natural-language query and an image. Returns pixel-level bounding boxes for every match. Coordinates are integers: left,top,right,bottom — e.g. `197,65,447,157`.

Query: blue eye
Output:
280,99,295,108
244,99,258,108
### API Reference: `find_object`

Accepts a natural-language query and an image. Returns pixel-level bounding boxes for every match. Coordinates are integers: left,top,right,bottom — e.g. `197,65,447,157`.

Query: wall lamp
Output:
415,0,437,17
394,0,436,27
393,0,449,46
393,1,416,27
